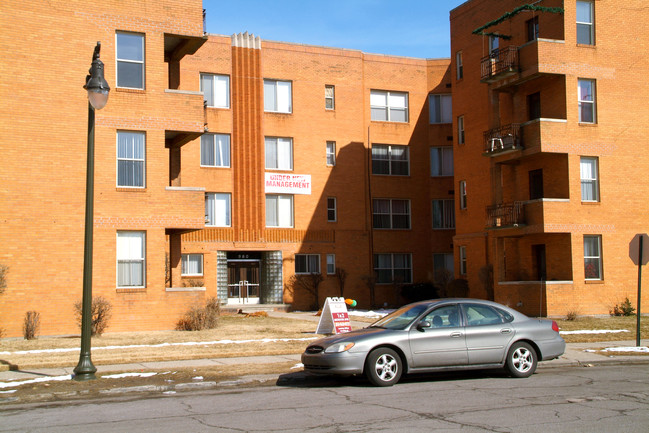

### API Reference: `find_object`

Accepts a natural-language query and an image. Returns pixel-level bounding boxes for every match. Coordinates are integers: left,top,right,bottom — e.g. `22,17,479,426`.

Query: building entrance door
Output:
227,260,260,304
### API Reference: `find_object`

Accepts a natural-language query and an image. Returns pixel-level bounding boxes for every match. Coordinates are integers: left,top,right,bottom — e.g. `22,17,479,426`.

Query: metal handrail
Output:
486,201,525,227
483,123,522,153
480,46,519,80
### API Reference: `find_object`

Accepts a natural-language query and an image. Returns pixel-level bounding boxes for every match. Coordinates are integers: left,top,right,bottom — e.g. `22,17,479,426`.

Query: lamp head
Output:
84,42,110,110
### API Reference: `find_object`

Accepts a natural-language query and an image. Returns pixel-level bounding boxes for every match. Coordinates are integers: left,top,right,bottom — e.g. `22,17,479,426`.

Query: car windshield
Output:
369,303,429,330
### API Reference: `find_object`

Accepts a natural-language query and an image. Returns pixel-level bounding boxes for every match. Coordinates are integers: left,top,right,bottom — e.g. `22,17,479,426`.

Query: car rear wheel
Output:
505,342,537,378
365,348,402,386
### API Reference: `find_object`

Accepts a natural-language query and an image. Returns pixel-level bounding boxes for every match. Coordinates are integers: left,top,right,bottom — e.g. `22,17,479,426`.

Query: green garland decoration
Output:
472,4,564,40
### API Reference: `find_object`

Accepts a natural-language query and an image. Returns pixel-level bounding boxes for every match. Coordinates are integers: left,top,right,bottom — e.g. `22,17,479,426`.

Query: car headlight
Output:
324,342,355,353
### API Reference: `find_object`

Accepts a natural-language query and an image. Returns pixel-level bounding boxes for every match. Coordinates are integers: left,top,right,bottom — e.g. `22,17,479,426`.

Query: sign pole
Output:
637,235,643,347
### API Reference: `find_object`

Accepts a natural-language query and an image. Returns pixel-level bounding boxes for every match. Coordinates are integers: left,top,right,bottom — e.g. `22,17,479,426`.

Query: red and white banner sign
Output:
316,297,352,334
265,173,311,195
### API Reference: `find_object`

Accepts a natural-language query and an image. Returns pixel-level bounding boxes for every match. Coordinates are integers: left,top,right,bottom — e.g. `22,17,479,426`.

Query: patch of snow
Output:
192,376,203,381
290,363,304,369
347,309,394,319
102,372,157,379
601,346,649,353
0,374,72,389
560,329,630,335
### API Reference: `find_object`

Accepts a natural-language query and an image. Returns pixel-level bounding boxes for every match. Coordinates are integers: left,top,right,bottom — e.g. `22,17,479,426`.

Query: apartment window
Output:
295,254,320,274
576,1,595,45
373,199,411,229
265,137,293,170
325,85,335,110
584,235,602,280
456,51,463,80
430,147,454,176
116,32,144,89
201,133,230,167
327,197,337,222
117,131,145,188
459,246,467,275
326,254,336,275
429,94,452,124
181,254,203,276
200,73,230,108
205,193,231,227
370,90,408,122
526,16,539,42
459,180,467,209
578,79,596,123
580,157,599,202
264,79,292,113
266,194,293,228
117,231,145,288
326,141,336,166
457,115,465,144
433,253,454,275
489,35,499,55
432,200,455,229
371,144,409,175
374,253,412,284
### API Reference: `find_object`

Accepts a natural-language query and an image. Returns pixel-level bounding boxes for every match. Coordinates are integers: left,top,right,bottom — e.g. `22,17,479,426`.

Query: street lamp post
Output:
73,42,110,381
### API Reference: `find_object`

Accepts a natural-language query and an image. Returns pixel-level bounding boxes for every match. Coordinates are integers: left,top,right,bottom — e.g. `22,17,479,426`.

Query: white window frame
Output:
117,231,146,288
429,94,452,124
326,254,336,275
576,0,595,45
266,194,294,228
117,131,145,188
371,144,410,176
370,90,409,123
457,115,465,144
584,235,603,280
459,246,467,276
265,137,293,170
432,199,455,229
456,51,463,80
326,141,336,166
201,133,231,167
200,73,230,108
295,254,320,274
578,78,596,123
580,156,599,202
116,32,145,90
325,85,335,110
264,79,292,113
372,198,411,230
374,253,413,284
181,254,204,276
205,193,232,227
459,180,467,209
327,197,337,222
430,146,454,176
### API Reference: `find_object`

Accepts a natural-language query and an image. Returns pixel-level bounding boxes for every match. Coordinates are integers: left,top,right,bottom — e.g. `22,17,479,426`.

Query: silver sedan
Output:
302,298,565,386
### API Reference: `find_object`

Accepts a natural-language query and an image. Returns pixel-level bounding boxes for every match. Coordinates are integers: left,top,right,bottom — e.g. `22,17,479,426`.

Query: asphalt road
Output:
2,364,648,432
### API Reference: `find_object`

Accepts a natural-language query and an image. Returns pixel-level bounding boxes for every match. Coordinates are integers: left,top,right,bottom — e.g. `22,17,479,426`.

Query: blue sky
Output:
203,0,467,59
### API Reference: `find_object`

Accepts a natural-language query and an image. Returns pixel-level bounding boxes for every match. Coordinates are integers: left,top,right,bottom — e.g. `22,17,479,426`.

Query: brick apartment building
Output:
0,0,646,337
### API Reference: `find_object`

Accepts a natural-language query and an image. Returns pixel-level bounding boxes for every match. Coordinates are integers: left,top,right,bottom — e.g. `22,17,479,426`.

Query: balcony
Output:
480,47,519,82
483,124,522,155
486,201,524,228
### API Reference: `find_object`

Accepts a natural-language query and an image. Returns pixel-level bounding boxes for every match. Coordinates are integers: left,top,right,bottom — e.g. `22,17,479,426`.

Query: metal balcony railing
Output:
480,46,519,81
486,201,525,228
483,123,522,154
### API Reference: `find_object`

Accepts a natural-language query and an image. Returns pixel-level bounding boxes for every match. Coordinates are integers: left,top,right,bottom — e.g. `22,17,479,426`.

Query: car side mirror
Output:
416,320,431,331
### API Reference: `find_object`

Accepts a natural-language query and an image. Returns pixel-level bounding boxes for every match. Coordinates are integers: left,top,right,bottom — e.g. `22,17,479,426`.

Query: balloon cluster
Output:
344,298,357,308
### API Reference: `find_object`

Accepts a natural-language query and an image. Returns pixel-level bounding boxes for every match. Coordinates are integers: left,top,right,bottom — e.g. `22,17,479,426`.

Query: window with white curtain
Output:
117,131,145,187
370,90,408,122
200,73,230,108
433,253,454,274
117,231,145,287
326,254,336,275
578,79,596,123
433,200,455,229
265,137,293,170
373,199,411,229
116,32,144,89
429,94,452,124
205,193,231,227
326,141,336,166
584,235,602,280
295,254,320,274
325,85,335,110
374,253,412,284
430,147,454,176
181,254,203,276
576,1,595,45
201,133,230,167
266,194,293,227
372,144,409,175
580,157,599,202
264,79,292,113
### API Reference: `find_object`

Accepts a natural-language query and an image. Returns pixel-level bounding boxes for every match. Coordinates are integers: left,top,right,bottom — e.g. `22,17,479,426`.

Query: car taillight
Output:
551,320,560,333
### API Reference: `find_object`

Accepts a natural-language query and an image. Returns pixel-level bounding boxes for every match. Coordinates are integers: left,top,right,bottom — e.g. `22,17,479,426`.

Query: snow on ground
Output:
347,309,393,319
600,346,649,353
560,329,630,335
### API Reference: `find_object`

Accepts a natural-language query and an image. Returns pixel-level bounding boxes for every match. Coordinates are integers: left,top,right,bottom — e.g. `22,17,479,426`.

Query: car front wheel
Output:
505,341,537,378
365,347,402,386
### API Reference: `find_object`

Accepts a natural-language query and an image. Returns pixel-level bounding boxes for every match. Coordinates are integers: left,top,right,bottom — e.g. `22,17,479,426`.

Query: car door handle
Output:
500,328,512,334
450,332,463,338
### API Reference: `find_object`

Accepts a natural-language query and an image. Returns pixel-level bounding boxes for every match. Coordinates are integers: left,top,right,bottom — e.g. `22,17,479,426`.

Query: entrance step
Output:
221,304,291,314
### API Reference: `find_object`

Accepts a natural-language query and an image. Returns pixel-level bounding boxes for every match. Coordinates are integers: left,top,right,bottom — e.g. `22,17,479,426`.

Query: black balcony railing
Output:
486,201,525,228
480,46,519,81
483,123,522,154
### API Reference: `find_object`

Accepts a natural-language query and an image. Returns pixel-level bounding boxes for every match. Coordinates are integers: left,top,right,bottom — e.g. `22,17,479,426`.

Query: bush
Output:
0,263,8,295
176,297,221,331
566,310,579,321
610,297,635,316
23,311,40,340
74,296,113,336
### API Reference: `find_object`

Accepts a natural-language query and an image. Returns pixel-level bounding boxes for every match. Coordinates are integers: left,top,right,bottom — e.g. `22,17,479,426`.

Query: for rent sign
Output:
265,173,311,195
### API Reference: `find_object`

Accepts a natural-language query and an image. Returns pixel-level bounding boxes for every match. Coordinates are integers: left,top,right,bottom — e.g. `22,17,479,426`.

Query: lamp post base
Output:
73,355,97,381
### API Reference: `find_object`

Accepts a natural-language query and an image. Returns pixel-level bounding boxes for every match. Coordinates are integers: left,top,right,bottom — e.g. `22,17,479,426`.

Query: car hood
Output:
309,327,391,346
